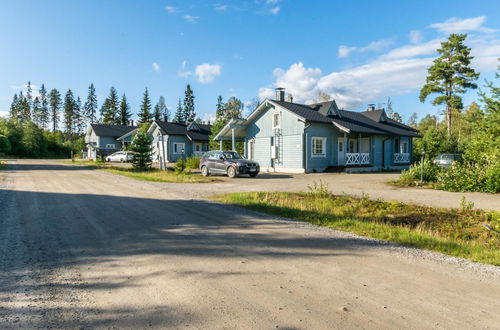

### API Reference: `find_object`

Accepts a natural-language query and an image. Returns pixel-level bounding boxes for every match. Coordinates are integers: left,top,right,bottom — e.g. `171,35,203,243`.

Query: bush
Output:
174,158,186,173
438,162,500,193
0,135,11,154
131,124,153,171
399,160,441,184
185,156,200,170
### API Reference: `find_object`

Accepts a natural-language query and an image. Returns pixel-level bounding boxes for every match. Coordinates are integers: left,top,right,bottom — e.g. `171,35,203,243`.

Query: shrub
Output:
131,125,153,171
0,135,11,154
307,180,330,198
174,158,186,174
185,156,200,170
438,162,500,193
399,160,441,184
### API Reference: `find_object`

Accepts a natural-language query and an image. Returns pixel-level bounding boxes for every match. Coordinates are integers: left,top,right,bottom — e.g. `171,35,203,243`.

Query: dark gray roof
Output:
155,121,212,141
271,100,419,137
91,124,138,138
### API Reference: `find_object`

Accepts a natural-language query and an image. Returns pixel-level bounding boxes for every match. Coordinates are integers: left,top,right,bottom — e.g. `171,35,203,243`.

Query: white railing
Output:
394,153,410,164
345,153,371,165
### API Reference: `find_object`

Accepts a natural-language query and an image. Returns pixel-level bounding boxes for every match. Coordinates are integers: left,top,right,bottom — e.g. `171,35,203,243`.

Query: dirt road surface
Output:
1,159,499,329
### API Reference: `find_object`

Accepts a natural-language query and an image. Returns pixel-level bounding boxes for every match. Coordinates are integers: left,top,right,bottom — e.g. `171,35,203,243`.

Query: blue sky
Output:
0,0,499,123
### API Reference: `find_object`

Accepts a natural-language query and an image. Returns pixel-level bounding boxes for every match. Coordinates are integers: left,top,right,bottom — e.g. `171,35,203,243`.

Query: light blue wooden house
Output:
214,88,420,173
85,124,138,160
148,120,211,163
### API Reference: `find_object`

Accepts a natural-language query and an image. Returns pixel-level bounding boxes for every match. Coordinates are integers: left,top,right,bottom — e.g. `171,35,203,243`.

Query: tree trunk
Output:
446,103,452,137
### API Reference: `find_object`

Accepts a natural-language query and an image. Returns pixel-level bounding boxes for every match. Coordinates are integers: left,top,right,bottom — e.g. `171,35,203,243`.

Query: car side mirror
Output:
219,156,224,160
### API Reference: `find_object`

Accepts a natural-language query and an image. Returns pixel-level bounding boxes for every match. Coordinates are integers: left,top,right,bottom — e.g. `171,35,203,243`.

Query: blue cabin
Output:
214,88,420,173
85,124,138,160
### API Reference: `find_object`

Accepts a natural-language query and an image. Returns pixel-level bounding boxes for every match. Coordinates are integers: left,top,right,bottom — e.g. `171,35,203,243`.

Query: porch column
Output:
243,138,247,158
358,133,361,153
219,140,222,150
343,132,348,165
231,128,235,151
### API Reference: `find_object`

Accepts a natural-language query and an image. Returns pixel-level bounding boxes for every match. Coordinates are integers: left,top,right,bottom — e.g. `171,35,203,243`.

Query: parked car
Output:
433,153,461,168
105,151,135,163
200,151,260,178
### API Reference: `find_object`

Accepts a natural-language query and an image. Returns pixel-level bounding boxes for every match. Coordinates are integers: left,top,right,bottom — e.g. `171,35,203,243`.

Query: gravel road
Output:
1,159,499,329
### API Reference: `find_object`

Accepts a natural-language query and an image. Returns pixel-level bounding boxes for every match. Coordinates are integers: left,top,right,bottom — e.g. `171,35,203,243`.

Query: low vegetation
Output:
0,160,6,170
65,159,219,183
211,184,500,265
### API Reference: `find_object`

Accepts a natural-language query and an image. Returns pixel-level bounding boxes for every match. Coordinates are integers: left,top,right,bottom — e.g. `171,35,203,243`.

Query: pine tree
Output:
9,94,19,120
18,92,31,122
174,98,184,123
84,83,98,124
39,84,50,130
26,81,33,111
131,125,153,170
63,89,76,135
183,84,195,122
101,87,119,124
215,95,224,118
138,88,152,124
49,88,61,132
74,96,84,134
119,94,131,125
32,97,42,126
420,34,479,136
154,96,169,121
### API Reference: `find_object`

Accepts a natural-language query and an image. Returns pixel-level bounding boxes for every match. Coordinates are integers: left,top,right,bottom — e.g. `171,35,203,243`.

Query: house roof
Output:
154,120,212,141
90,124,138,138
271,100,420,137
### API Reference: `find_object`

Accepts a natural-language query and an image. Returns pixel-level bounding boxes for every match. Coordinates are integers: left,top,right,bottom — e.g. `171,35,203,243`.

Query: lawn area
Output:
64,159,220,183
0,160,6,170
211,191,500,266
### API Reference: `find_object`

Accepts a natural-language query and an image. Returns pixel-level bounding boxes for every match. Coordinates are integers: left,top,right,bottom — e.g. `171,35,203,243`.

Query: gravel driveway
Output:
1,159,499,329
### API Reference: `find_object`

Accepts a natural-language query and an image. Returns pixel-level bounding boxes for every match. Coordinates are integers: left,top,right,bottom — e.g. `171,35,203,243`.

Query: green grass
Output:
64,159,220,183
211,191,500,266
0,160,6,170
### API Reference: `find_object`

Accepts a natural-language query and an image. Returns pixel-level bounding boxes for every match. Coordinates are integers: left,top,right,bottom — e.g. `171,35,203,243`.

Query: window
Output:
338,141,343,153
209,152,222,160
272,113,280,128
349,139,357,153
400,141,408,154
173,143,185,154
105,144,116,149
312,137,326,157
195,143,201,152
360,138,370,153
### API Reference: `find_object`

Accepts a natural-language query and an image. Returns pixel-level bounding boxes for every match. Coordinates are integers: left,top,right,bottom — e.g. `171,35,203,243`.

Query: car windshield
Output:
437,154,454,160
223,152,243,159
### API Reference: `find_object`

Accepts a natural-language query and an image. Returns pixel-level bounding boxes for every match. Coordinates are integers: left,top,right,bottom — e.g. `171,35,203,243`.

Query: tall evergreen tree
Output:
174,98,184,123
74,96,84,134
101,87,119,124
63,89,76,135
183,84,195,122
18,92,31,122
39,84,50,130
49,88,61,132
119,94,131,125
420,34,479,136
215,95,224,118
84,83,98,124
154,96,169,121
138,88,152,124
9,94,19,120
26,81,33,111
32,97,42,126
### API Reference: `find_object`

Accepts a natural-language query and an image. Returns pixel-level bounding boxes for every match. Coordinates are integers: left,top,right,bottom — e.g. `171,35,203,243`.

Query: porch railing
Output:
345,153,371,165
394,153,410,164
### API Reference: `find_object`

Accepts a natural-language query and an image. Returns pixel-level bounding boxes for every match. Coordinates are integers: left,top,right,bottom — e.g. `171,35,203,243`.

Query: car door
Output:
213,152,226,173
205,152,219,173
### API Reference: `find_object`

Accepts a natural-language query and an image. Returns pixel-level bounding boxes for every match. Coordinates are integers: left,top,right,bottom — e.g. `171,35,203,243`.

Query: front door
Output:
338,140,345,165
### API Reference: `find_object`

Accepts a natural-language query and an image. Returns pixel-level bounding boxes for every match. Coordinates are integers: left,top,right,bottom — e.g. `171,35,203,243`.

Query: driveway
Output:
1,159,499,329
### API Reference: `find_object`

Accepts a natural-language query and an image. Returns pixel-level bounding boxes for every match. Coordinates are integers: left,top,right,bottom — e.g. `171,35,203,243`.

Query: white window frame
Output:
194,142,202,152
272,112,281,129
311,137,326,157
173,142,185,154
348,139,357,153
400,141,409,154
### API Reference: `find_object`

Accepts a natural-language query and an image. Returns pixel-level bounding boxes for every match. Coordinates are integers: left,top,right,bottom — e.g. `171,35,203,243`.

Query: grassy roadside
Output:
211,191,500,266
63,159,220,183
0,160,6,170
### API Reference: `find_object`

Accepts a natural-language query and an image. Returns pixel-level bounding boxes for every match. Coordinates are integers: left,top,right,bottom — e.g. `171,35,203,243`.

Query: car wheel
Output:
227,166,237,178
249,172,258,178
201,166,209,177
120,159,124,163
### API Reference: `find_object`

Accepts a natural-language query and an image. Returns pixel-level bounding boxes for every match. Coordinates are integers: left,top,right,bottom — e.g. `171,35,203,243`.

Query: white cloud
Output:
0,110,9,118
152,62,160,71
409,30,423,44
165,5,177,13
195,63,222,83
215,4,229,11
184,15,199,23
337,39,392,58
429,16,496,34
268,6,280,15
380,38,442,60
178,60,192,78
266,0,280,4
202,113,216,124
338,45,356,58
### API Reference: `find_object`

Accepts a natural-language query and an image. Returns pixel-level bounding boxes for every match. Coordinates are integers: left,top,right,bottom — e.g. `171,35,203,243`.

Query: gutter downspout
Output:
382,136,391,169
298,119,311,173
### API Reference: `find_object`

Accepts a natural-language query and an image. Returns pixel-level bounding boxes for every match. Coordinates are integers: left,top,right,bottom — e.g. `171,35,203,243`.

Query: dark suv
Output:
200,151,260,178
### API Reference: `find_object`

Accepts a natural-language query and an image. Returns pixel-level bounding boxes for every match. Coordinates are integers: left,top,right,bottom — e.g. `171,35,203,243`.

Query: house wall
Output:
245,104,305,172
167,135,191,162
98,136,121,150
305,123,338,172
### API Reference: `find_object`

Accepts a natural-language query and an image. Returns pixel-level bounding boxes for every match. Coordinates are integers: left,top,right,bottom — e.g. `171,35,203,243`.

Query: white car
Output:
105,151,134,163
